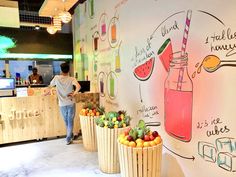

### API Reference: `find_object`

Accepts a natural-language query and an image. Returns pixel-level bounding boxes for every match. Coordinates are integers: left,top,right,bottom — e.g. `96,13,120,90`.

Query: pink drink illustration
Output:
101,23,106,35
165,89,192,141
158,38,173,72
164,52,193,142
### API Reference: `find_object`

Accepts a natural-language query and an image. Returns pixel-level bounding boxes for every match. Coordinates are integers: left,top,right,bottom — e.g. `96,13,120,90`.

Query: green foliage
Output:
107,121,115,128
129,128,138,140
127,119,150,141
95,110,131,128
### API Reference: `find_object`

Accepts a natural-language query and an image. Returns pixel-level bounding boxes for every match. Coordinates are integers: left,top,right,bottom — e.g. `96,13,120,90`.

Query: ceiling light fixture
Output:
35,25,40,30
47,26,57,34
47,17,57,34
59,0,72,23
53,16,62,31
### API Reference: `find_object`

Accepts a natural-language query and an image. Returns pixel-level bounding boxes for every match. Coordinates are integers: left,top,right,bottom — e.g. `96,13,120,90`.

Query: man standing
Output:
49,62,81,145
28,67,43,84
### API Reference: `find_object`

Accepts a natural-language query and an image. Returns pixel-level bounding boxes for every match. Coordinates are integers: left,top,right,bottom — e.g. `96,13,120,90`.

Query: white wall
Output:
73,0,236,176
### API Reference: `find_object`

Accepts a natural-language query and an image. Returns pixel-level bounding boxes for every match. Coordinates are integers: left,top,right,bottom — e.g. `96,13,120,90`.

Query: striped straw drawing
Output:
177,10,192,91
181,10,192,56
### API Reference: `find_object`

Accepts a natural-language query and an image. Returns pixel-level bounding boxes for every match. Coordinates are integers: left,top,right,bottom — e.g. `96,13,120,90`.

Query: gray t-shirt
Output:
50,75,78,107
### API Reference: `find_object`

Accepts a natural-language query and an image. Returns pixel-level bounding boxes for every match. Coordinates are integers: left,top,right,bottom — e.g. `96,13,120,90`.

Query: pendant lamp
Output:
59,0,72,23
47,17,57,34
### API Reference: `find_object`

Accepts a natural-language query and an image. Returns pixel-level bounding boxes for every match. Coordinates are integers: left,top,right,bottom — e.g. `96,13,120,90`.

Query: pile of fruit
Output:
118,120,162,147
79,103,105,117
96,111,131,128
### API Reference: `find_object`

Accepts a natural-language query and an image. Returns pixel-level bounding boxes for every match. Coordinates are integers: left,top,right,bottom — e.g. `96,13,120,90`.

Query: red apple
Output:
149,135,155,141
117,116,122,121
127,135,133,142
124,128,131,136
152,131,159,138
144,135,150,141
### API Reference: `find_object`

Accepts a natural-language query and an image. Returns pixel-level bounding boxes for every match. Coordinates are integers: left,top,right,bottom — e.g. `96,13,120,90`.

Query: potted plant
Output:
117,120,163,177
95,110,131,173
79,103,104,151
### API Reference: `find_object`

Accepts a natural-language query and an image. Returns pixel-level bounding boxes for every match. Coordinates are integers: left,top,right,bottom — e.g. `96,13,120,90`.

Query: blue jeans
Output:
60,104,75,143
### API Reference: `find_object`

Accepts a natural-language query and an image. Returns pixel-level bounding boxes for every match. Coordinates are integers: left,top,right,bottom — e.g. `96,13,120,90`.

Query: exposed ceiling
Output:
0,0,86,32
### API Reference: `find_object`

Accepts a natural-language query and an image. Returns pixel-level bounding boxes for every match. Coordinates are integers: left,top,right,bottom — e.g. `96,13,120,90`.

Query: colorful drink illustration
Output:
115,54,121,73
101,18,106,35
115,42,122,73
158,38,173,72
110,75,115,97
111,23,117,43
100,78,104,94
94,37,98,51
164,52,193,142
89,0,94,18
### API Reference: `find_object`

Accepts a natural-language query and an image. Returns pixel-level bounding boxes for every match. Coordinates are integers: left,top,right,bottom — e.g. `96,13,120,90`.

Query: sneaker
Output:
66,139,73,145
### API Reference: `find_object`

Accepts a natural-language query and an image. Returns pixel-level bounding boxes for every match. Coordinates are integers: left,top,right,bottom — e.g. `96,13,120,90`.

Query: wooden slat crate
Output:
96,125,129,174
117,141,163,177
79,115,98,151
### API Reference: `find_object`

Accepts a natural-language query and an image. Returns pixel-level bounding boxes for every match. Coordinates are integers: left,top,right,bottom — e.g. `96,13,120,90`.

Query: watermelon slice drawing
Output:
133,57,155,81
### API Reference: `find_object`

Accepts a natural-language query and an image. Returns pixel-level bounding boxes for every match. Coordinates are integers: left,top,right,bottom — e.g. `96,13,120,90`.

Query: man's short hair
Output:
32,67,38,72
60,62,70,73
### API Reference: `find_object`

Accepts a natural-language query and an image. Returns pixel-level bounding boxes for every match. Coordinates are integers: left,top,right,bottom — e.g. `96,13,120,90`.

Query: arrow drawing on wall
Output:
163,144,195,161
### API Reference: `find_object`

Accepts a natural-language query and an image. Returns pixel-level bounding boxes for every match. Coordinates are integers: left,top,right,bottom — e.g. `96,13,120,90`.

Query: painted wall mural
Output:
73,0,236,176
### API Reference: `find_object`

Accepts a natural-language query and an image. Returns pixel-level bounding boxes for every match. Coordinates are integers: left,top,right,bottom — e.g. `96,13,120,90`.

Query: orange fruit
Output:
150,141,156,146
119,137,126,144
136,142,143,148
123,140,129,146
129,141,136,147
96,112,100,116
143,141,150,147
135,138,143,144
154,136,162,144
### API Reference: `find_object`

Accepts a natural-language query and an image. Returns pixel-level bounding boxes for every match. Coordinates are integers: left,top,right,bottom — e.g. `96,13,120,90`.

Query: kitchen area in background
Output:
0,60,67,85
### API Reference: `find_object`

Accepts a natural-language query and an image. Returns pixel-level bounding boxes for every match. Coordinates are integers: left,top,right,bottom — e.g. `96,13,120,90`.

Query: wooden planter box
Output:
79,115,99,151
96,125,129,173
118,141,163,177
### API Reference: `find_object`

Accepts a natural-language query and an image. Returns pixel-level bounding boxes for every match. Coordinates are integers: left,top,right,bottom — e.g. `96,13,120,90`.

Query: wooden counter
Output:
0,92,99,144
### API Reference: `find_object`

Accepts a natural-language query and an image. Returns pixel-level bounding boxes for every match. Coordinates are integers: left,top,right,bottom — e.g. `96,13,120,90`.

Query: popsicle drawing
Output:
99,12,108,41
108,16,120,48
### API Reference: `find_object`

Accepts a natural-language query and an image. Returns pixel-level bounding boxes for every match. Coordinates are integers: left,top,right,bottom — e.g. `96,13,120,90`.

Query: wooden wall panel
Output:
0,92,99,144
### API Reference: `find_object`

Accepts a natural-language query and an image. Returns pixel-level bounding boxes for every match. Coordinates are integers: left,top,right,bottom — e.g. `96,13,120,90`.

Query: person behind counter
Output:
47,62,81,145
28,67,43,84
0,69,6,78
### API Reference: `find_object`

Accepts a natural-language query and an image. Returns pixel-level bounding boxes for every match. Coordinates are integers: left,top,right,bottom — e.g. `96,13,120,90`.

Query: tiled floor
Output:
0,138,121,177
